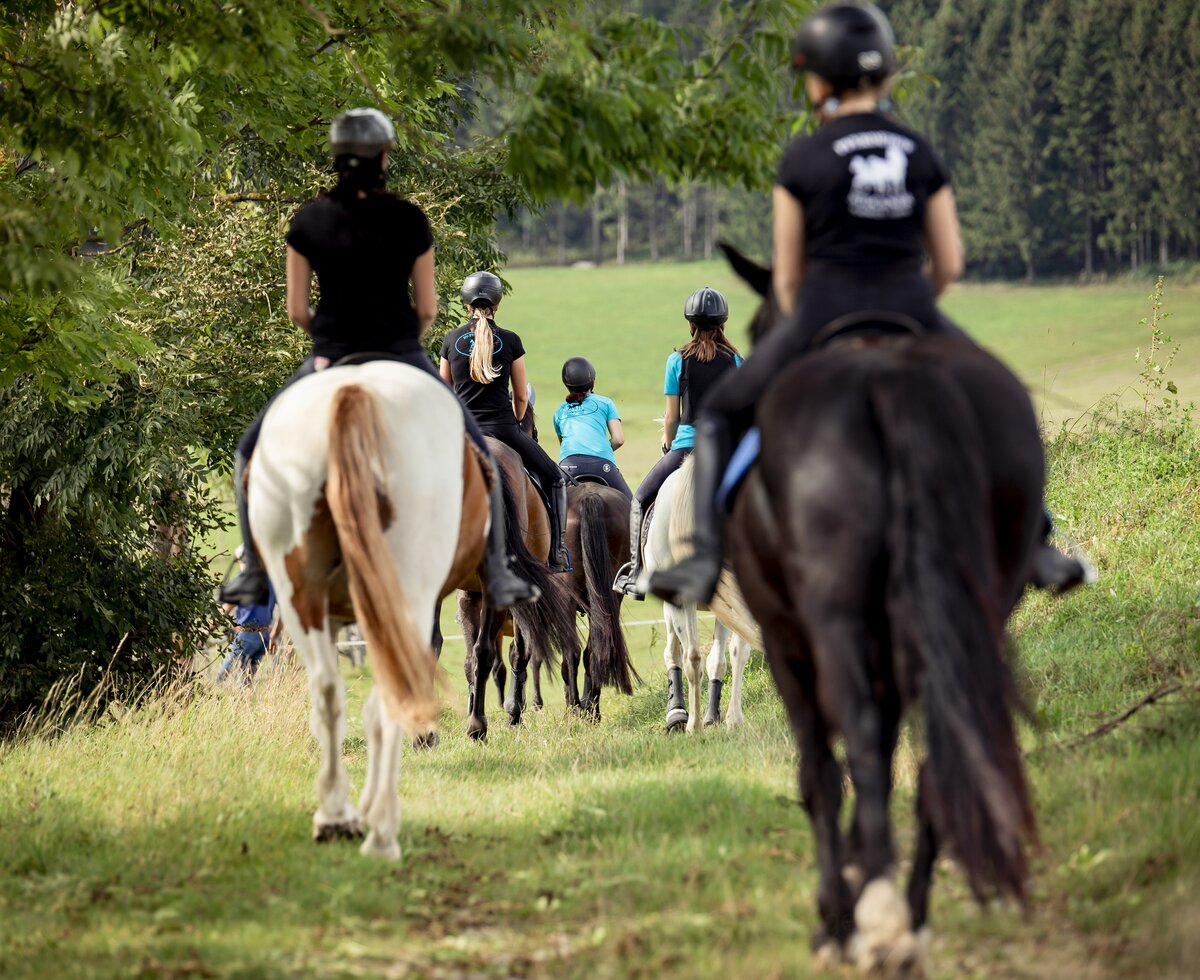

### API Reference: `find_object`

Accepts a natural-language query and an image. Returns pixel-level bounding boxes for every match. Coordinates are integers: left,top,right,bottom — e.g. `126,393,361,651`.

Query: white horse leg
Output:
848,877,926,978
358,687,383,821
703,622,730,727
663,610,688,732
679,607,703,734
724,632,751,729
300,626,362,841
360,709,404,860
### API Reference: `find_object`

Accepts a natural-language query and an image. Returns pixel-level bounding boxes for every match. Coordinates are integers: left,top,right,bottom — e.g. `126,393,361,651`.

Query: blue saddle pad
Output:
717,427,760,513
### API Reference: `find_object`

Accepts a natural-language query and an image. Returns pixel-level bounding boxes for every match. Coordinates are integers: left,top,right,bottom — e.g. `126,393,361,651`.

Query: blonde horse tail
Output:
325,384,438,734
669,455,764,650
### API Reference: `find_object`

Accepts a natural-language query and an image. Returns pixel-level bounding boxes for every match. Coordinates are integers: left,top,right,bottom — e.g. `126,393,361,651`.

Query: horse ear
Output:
717,240,771,298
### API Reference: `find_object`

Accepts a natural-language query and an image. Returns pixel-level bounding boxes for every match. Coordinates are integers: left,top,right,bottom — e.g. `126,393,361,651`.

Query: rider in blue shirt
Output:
553,357,632,498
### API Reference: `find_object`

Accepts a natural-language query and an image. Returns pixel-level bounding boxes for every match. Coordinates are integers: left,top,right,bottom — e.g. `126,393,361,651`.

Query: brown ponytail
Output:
468,307,500,384
677,323,740,363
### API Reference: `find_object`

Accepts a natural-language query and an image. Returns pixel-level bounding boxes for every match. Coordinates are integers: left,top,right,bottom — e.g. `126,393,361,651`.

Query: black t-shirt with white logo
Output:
286,192,434,360
439,322,526,427
777,113,949,276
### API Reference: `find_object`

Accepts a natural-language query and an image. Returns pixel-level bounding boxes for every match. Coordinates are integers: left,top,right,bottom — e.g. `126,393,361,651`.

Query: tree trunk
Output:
649,180,660,262
591,187,602,265
616,179,628,266
1159,230,1168,265
557,205,567,266
1083,213,1093,276
682,185,695,260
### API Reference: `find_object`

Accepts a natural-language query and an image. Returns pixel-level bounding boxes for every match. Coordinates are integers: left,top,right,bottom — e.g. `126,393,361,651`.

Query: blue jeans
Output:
217,629,270,683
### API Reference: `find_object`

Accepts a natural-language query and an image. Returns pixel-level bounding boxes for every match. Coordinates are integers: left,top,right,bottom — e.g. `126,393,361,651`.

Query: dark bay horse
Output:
724,251,1042,973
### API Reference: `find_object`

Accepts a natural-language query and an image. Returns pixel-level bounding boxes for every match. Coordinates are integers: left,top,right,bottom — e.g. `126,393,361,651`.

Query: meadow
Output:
1,265,1198,978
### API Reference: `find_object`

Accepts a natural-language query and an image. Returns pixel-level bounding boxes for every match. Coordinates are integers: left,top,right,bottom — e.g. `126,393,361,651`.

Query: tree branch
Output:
1066,681,1195,748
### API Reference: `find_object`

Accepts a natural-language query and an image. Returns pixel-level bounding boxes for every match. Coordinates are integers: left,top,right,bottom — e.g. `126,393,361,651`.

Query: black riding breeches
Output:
559,454,633,499
633,447,692,510
480,422,565,490
236,350,492,461
699,270,968,442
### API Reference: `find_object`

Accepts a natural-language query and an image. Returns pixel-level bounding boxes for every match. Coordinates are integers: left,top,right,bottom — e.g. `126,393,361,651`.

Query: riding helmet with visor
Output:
684,286,729,330
461,271,504,310
791,2,895,91
329,107,397,159
561,356,596,390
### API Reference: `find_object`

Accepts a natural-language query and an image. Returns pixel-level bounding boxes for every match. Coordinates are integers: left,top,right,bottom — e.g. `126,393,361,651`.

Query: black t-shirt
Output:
777,113,949,276
439,321,526,427
285,192,434,360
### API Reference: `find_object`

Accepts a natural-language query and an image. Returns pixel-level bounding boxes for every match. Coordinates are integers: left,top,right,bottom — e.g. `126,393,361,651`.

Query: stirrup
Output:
612,560,645,600
487,564,541,609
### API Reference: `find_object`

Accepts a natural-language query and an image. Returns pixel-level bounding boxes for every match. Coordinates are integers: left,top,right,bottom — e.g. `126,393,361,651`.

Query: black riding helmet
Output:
791,3,895,92
684,286,729,330
329,107,397,159
462,270,504,309
562,356,596,390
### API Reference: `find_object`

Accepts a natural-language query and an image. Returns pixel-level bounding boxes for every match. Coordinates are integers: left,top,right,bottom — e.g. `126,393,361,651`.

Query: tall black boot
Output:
219,452,271,606
647,418,732,607
483,459,541,609
548,478,570,572
611,496,647,600
1030,509,1096,594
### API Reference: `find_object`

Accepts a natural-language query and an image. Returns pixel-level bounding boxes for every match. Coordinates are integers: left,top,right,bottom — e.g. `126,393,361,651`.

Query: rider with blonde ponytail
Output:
440,272,571,571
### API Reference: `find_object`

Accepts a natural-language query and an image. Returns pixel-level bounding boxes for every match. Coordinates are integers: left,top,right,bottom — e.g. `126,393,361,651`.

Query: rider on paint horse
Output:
439,273,571,572
648,2,1093,607
219,108,539,610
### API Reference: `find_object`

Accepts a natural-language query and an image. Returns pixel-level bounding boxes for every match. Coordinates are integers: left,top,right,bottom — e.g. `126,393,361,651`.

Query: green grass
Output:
4,265,1200,978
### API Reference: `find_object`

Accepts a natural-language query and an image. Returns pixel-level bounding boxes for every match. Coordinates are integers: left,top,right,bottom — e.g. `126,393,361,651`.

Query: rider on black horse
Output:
220,108,539,609
649,2,1092,607
439,273,571,572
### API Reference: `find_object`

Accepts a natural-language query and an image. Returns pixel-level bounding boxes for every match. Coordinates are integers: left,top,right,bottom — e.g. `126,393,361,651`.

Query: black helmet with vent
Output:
791,3,895,91
561,356,596,390
461,271,503,309
684,286,729,329
329,107,397,159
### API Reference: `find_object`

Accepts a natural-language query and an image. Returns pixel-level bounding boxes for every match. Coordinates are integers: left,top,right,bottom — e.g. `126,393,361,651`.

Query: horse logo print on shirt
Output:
834,131,916,220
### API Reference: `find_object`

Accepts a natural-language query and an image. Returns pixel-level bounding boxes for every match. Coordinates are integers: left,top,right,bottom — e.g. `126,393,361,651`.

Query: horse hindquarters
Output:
870,366,1035,904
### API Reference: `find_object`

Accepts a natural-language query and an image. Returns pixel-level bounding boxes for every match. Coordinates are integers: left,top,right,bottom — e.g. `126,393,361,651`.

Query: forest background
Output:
1,0,1197,718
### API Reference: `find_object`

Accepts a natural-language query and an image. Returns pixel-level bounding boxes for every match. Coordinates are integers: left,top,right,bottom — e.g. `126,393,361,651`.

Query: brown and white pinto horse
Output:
250,361,493,859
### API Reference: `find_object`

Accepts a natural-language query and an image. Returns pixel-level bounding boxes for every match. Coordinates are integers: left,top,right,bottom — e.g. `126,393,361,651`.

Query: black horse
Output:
723,248,1041,973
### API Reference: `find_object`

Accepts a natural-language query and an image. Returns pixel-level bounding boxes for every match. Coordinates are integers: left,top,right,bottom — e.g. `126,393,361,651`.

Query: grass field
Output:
2,264,1199,978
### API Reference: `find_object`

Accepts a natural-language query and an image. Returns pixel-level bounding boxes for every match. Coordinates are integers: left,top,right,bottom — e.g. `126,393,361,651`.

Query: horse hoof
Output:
412,730,440,751
851,879,922,977
702,710,720,727
466,716,488,742
812,937,845,971
508,710,522,727
666,708,688,733
531,697,544,710
360,832,401,861
313,818,364,844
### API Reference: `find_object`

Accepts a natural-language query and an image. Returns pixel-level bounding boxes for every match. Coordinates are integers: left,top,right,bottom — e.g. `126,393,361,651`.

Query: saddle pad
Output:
716,427,761,514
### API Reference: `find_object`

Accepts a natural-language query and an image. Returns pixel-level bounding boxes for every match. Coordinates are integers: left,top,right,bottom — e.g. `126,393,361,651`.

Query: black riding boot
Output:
219,452,271,606
548,478,570,572
611,496,646,600
647,418,732,607
483,459,541,609
1030,510,1095,594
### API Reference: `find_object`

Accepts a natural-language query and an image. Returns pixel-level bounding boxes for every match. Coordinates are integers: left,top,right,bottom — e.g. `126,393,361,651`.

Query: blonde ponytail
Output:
468,307,501,384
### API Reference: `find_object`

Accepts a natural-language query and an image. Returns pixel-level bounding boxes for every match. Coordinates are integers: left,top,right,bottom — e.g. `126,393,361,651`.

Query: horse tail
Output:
872,364,1035,903
498,473,573,674
326,385,438,733
579,491,638,693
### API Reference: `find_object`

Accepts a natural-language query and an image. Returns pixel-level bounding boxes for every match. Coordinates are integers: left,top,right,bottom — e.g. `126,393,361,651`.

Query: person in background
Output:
440,272,571,571
612,287,742,599
553,356,632,498
217,545,278,684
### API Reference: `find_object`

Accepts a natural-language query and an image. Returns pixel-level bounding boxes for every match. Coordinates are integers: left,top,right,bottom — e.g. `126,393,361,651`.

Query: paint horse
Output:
724,252,1043,974
250,362,494,859
639,457,757,733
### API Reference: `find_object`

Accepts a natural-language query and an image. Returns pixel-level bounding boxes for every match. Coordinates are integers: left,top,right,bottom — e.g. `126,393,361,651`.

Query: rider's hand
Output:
661,443,670,456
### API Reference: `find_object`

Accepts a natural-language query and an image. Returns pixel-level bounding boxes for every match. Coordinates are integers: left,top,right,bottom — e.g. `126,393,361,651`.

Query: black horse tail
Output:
497,473,572,673
871,363,1035,903
578,491,639,694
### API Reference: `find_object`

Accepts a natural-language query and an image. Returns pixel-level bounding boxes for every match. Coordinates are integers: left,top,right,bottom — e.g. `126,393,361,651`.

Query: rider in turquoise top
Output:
553,356,632,498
